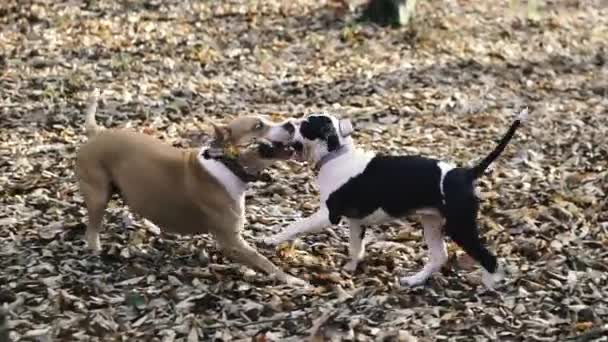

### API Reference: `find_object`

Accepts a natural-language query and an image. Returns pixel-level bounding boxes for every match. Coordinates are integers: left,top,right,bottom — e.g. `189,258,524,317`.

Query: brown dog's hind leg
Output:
216,234,307,286
78,175,111,252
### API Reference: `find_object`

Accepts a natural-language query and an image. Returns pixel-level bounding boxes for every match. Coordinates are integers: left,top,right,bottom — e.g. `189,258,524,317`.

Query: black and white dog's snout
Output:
279,119,306,160
281,121,295,135
260,118,299,147
285,140,305,162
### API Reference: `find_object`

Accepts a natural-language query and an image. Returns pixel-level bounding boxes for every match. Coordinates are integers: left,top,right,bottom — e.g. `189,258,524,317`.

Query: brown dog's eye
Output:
254,121,264,130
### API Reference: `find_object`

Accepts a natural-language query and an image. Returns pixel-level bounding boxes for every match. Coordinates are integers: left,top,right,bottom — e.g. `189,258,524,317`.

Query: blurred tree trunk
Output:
360,0,416,27
0,308,10,342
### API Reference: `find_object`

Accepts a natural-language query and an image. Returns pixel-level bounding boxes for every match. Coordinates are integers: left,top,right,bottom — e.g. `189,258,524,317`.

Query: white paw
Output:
482,264,505,290
86,233,101,252
344,259,359,273
399,273,428,287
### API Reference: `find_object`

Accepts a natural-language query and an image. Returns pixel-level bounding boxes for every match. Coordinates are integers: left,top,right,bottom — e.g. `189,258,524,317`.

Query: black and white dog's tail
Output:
468,108,528,180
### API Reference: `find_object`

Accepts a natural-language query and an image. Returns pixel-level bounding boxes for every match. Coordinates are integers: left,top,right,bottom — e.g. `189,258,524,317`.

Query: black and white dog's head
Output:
290,113,354,164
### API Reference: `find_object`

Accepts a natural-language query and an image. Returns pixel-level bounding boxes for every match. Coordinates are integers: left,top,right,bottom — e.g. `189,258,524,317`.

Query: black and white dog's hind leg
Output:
442,186,505,289
402,107,529,289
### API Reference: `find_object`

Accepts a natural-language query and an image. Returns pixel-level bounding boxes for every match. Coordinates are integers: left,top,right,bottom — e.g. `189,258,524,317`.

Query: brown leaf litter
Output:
1,0,607,341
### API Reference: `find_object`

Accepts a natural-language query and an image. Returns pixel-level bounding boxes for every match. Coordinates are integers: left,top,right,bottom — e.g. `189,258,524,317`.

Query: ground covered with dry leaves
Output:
1,0,608,341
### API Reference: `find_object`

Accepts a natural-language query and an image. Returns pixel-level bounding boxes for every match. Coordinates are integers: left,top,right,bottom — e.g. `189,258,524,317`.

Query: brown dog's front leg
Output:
216,234,307,286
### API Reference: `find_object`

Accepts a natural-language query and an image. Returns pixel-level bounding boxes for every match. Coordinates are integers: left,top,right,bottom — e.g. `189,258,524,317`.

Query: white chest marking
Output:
437,161,455,203
198,154,247,205
317,149,375,202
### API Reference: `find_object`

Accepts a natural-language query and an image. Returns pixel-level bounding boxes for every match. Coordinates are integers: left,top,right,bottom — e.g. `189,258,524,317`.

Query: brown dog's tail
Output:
84,89,101,137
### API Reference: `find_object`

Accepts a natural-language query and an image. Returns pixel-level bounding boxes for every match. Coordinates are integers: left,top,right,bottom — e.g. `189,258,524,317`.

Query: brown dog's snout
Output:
258,140,295,160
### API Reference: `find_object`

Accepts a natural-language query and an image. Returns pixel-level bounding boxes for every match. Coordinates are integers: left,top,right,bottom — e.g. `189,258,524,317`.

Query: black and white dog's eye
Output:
254,121,264,130
282,121,295,134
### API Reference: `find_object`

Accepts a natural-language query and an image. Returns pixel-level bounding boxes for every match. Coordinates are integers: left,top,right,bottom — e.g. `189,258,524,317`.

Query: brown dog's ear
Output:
212,123,231,142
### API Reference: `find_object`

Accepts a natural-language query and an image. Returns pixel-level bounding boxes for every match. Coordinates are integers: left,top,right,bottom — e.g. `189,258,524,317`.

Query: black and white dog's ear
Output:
299,120,315,140
327,134,340,152
338,119,353,137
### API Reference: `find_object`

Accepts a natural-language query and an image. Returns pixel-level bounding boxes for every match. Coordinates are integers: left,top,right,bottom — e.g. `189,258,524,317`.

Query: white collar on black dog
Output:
314,144,351,171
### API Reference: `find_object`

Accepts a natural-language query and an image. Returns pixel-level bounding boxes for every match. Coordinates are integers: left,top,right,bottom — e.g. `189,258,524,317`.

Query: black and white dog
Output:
264,109,528,289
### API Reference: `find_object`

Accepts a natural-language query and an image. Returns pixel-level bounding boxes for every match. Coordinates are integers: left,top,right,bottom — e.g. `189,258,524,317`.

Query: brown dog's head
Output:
231,139,296,181
211,116,296,148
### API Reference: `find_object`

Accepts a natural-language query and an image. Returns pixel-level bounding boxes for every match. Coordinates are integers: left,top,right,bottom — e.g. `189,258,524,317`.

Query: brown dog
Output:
75,91,304,285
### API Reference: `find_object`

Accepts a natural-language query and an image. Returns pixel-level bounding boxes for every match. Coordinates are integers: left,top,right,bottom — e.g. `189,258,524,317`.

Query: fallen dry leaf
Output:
1,0,607,341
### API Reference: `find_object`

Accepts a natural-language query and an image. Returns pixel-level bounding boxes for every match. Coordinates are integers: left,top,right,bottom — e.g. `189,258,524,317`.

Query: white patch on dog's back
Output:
198,154,246,204
317,148,375,202
437,161,455,202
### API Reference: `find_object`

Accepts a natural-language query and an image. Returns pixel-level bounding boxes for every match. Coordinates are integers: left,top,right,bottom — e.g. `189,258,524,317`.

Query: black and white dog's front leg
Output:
344,219,366,272
263,207,332,246
400,215,448,287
